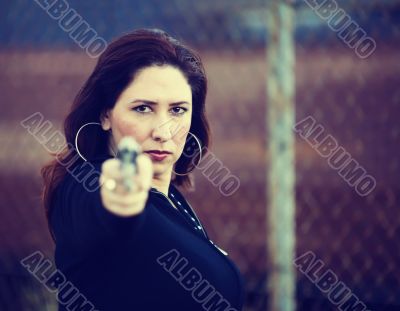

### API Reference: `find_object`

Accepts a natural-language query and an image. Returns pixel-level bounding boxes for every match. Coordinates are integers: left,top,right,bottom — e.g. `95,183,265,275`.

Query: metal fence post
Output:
266,1,296,310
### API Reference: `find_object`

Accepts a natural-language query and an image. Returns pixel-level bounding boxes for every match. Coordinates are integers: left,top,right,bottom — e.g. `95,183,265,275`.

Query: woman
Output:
41,28,245,311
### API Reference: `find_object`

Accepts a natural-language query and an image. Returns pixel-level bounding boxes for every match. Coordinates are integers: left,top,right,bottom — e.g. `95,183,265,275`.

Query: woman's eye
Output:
133,105,152,113
171,107,188,115
133,105,187,115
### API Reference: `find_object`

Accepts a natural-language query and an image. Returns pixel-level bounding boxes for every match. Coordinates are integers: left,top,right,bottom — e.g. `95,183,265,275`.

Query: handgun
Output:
116,136,141,192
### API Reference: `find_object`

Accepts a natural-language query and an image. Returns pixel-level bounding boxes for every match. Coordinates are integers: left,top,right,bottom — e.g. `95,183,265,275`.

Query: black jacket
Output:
50,153,245,311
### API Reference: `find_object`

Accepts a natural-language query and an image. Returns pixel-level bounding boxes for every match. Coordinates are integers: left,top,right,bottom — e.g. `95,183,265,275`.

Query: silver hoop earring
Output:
172,132,203,176
75,122,115,162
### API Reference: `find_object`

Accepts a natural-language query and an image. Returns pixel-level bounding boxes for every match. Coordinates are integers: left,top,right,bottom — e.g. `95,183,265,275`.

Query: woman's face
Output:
101,65,192,177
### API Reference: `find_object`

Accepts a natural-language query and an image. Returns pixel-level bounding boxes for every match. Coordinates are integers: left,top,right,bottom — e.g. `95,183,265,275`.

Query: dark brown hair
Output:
41,28,211,241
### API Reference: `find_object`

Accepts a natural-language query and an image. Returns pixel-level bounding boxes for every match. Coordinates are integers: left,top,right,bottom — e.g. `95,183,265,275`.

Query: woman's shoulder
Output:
60,153,114,189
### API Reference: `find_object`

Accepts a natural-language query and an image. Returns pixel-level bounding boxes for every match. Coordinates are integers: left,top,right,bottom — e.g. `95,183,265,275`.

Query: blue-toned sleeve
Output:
51,161,149,249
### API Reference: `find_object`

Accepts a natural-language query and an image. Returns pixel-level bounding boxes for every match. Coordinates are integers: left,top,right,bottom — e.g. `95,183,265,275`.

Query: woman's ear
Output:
100,111,111,131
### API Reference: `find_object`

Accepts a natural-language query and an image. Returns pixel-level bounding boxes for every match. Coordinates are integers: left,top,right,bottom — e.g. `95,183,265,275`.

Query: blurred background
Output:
0,0,399,310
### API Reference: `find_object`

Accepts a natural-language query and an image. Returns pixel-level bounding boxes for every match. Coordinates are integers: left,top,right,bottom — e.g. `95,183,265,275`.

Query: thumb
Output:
136,153,153,191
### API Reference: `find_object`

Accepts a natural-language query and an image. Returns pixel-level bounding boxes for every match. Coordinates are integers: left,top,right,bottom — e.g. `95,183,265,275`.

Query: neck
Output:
108,140,118,157
151,170,172,196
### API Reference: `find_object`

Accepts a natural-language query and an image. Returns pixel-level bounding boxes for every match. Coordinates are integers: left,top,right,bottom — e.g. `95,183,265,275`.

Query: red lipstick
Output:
145,150,171,161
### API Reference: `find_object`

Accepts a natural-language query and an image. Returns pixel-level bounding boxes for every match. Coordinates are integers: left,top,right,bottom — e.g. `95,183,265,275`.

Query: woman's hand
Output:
99,153,153,217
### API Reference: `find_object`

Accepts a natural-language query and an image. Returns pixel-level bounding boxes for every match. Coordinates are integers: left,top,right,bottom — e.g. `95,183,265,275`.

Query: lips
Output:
145,151,170,161
144,150,172,155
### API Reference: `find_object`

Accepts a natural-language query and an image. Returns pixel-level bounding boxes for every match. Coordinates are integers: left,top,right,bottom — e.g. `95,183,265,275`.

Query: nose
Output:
151,114,174,142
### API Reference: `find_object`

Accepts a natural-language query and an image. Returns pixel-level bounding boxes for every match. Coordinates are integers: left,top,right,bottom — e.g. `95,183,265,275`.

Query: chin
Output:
152,163,172,173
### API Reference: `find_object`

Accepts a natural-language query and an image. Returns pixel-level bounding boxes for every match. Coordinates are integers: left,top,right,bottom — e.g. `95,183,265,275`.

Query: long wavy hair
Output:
41,28,211,242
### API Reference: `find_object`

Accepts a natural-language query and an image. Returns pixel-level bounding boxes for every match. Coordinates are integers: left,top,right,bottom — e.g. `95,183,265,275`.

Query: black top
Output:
50,154,245,311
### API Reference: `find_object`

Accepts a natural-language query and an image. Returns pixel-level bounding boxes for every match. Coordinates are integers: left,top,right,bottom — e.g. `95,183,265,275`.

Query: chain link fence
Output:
0,0,399,310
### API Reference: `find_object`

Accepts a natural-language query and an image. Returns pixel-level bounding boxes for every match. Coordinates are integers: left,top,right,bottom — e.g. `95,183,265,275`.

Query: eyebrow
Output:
129,99,190,106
